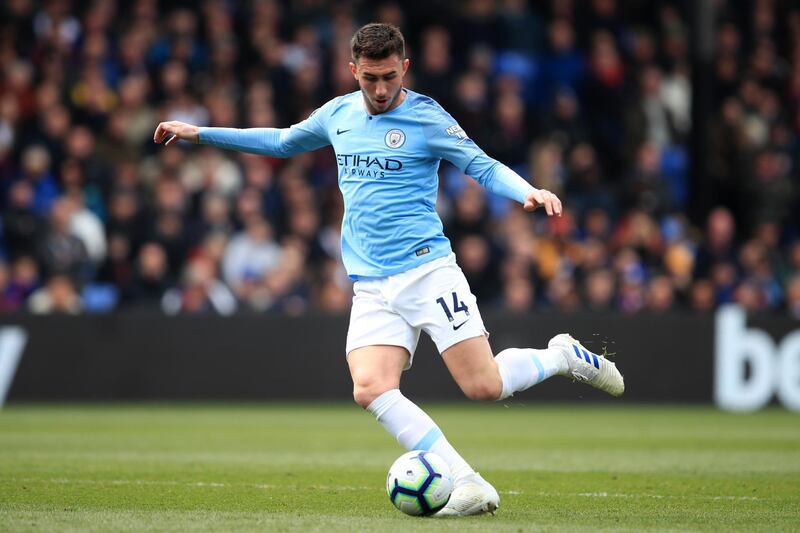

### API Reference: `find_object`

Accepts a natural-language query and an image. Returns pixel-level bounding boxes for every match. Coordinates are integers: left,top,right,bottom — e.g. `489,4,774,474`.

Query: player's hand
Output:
523,189,562,216
153,121,200,146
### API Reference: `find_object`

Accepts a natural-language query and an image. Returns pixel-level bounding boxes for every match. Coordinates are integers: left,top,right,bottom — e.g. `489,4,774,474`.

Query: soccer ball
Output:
386,450,454,516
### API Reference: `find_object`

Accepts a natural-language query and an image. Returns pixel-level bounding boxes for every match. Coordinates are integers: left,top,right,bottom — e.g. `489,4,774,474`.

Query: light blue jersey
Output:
199,89,535,279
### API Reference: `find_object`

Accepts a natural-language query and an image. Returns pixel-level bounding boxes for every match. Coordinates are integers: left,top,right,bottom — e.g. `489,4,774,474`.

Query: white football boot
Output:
436,472,499,517
549,333,625,397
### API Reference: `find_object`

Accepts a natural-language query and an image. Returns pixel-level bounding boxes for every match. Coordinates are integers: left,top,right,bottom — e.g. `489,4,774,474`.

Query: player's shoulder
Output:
405,89,447,114
404,89,456,126
311,92,360,119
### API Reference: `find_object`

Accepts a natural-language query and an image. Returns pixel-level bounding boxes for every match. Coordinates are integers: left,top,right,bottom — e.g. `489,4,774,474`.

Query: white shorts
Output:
345,253,488,369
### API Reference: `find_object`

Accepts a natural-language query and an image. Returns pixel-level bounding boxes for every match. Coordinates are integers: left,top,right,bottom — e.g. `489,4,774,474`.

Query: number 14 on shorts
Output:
435,292,470,323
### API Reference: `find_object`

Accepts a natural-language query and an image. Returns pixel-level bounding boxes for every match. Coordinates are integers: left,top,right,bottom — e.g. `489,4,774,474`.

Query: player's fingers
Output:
164,134,178,146
548,193,561,216
155,123,174,144
544,194,554,216
153,123,164,143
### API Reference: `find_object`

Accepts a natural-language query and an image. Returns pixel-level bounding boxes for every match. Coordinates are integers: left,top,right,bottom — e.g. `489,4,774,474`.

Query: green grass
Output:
0,404,798,532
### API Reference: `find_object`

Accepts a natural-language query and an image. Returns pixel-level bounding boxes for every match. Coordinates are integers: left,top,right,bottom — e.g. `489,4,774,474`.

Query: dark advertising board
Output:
0,306,797,411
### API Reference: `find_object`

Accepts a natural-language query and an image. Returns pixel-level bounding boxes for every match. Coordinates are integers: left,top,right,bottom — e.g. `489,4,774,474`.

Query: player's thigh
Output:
348,345,410,407
440,335,502,401
397,255,488,355
396,256,501,400
346,279,421,369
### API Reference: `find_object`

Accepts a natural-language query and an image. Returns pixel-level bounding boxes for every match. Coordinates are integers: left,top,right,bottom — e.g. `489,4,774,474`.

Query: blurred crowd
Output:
0,0,799,317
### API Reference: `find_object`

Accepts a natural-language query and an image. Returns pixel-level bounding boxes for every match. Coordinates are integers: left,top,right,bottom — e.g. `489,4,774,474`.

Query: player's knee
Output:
353,384,391,409
461,379,502,402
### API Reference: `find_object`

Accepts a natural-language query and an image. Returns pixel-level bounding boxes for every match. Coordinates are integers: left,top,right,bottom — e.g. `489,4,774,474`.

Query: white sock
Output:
367,389,474,481
495,347,568,400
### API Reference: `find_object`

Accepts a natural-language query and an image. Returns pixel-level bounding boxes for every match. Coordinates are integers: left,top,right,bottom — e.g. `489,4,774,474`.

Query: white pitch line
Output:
5,477,763,501
5,477,372,491
499,490,760,501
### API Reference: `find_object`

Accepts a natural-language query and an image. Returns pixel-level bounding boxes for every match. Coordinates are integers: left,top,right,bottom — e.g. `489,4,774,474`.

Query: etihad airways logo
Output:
336,153,403,178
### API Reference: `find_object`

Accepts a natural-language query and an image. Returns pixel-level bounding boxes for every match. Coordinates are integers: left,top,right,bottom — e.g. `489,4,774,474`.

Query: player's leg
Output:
440,327,624,400
348,344,407,409
347,344,476,482
439,335,570,401
408,255,623,516
433,331,623,517
346,277,479,487
431,334,567,516
412,255,614,402
389,256,504,516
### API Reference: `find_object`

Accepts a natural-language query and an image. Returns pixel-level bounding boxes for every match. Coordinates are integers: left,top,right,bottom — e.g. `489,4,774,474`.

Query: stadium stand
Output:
0,0,798,317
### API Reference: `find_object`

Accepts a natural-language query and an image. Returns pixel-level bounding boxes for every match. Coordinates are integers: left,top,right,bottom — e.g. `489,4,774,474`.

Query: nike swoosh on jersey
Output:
337,128,351,135
452,319,471,331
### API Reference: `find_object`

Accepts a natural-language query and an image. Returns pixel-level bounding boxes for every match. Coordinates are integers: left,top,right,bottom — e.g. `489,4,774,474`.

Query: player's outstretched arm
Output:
418,102,562,217
153,121,200,146
153,115,330,157
463,153,563,217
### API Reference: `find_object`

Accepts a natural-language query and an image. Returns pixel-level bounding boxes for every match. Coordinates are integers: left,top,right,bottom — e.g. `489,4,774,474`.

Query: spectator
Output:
625,65,682,157
694,207,737,279
2,179,43,259
689,279,717,313
0,261,13,312
66,192,106,266
625,142,676,216
539,18,585,106
503,275,535,314
414,26,453,109
126,242,171,308
785,274,800,319
222,217,282,305
20,144,59,216
162,255,237,316
38,198,91,286
584,268,615,312
645,275,676,313
27,274,82,314
3,256,40,312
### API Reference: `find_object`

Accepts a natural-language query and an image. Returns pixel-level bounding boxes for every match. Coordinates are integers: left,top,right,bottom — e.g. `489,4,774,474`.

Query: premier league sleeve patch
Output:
445,124,469,145
385,129,406,149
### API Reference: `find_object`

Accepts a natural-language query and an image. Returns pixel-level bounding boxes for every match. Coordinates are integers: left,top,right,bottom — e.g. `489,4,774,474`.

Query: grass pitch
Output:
0,403,798,532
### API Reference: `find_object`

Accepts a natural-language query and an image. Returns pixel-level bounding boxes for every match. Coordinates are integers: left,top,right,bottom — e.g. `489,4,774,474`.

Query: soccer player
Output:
154,23,624,516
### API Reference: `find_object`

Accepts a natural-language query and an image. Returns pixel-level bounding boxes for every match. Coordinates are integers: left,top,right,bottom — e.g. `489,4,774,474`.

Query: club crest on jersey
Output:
384,129,406,149
445,124,469,145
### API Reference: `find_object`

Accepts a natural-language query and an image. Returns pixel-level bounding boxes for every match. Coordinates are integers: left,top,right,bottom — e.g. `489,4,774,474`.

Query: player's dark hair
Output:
350,23,405,62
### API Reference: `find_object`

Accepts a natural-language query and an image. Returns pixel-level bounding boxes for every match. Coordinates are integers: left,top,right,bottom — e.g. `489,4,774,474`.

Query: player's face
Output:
350,54,410,114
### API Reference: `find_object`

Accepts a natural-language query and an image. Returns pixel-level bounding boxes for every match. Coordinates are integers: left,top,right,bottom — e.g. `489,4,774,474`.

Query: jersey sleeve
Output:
464,154,537,204
198,99,333,157
414,99,484,172
414,98,535,204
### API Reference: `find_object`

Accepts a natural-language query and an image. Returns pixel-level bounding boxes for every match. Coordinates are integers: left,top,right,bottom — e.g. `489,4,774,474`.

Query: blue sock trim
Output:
530,353,546,383
412,427,443,451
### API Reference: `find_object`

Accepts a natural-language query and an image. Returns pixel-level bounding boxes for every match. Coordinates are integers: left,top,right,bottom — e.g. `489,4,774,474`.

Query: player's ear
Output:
349,61,358,79
402,58,410,74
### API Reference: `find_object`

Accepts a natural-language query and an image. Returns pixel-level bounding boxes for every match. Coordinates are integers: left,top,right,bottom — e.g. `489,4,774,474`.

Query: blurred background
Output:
0,0,798,408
